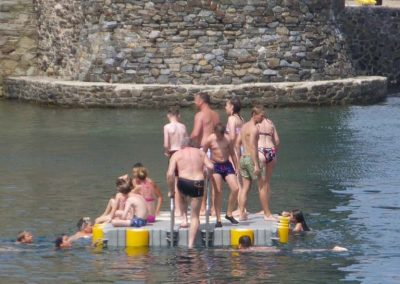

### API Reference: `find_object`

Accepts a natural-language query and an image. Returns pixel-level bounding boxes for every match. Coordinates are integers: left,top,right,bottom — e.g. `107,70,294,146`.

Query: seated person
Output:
95,175,132,224
133,166,163,223
54,235,72,249
112,186,148,228
282,209,310,232
16,231,33,244
69,217,93,241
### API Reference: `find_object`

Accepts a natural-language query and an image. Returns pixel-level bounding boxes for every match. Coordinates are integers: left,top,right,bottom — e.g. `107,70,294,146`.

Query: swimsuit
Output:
131,216,147,227
139,180,157,222
147,215,156,223
177,177,204,198
258,147,277,164
239,155,264,180
213,160,235,180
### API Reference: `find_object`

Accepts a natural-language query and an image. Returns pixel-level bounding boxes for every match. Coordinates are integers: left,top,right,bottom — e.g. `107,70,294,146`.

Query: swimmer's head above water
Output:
16,231,33,244
238,235,252,249
77,217,92,233
55,235,72,249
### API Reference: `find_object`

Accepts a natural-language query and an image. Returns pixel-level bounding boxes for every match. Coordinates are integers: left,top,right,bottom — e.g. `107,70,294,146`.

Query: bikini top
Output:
138,179,155,202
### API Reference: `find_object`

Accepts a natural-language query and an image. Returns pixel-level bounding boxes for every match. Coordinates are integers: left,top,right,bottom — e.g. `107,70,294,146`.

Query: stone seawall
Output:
4,76,387,108
0,0,37,96
35,0,355,84
338,7,400,87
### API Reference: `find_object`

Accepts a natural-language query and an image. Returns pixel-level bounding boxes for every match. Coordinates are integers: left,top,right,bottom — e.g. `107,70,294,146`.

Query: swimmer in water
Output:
54,235,72,249
69,217,93,241
16,231,33,244
282,209,310,232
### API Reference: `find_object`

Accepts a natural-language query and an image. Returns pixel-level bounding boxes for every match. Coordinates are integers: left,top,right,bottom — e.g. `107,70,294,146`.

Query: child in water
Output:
54,235,72,249
69,217,93,241
16,231,33,244
282,209,310,232
133,166,163,223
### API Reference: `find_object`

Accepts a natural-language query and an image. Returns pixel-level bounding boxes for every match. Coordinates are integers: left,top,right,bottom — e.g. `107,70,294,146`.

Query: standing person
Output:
163,107,188,217
237,106,275,221
202,123,239,227
257,114,280,215
225,97,244,161
166,138,214,248
191,92,220,214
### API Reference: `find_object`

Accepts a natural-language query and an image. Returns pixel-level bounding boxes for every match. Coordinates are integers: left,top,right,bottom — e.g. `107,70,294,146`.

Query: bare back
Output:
125,193,148,220
257,118,278,149
240,121,259,156
164,121,188,152
192,108,220,147
174,147,206,180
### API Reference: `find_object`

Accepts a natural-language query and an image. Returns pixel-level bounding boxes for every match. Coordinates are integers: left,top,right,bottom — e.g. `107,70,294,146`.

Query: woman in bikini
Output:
225,97,244,216
256,114,280,219
133,166,163,223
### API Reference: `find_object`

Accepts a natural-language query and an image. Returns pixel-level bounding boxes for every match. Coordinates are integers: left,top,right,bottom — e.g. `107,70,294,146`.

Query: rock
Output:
263,69,278,76
148,30,161,39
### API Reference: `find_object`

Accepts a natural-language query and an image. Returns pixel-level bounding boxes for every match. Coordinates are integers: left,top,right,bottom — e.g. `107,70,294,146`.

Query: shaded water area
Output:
0,98,399,283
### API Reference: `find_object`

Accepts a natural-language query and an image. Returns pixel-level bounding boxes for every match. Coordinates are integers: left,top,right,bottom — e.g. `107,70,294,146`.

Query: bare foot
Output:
232,209,240,216
332,246,348,252
200,210,206,216
264,215,277,221
256,210,264,215
179,223,189,229
239,214,248,221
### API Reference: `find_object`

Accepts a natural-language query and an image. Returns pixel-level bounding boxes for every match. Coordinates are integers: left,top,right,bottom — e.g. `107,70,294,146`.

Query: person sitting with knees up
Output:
54,235,72,249
70,217,93,241
16,231,33,244
282,209,310,232
111,180,149,228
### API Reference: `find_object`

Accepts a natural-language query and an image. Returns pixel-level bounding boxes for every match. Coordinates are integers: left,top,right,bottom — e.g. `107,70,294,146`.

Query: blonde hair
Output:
251,105,265,116
137,167,148,181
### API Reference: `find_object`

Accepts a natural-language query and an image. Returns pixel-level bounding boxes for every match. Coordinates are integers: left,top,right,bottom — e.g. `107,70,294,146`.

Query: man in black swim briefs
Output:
166,138,213,248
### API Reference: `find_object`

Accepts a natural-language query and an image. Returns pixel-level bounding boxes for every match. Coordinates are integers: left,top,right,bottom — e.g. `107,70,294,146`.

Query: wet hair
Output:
17,231,27,242
132,162,143,169
251,105,265,116
196,92,210,104
292,209,310,231
76,217,91,230
228,97,242,115
116,178,132,194
137,167,148,181
167,106,180,117
54,235,64,249
238,235,252,248
214,123,226,135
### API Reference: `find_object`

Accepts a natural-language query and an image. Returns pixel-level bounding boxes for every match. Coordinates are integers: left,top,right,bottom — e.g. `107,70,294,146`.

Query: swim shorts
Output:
131,217,147,227
239,155,264,180
213,160,235,180
177,177,204,198
258,147,277,164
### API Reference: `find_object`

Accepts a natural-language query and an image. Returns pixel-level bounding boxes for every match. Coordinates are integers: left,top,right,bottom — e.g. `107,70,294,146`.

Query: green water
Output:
1,98,399,283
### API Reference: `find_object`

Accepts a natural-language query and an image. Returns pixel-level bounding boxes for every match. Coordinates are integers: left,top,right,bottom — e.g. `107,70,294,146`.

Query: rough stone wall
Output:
34,0,84,78
4,76,387,107
0,0,37,97
338,7,400,87
35,0,355,84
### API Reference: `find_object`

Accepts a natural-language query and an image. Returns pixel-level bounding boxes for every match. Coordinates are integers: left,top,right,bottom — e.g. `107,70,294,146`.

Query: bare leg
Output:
95,198,115,224
239,177,251,221
180,195,189,228
259,160,276,220
188,196,202,248
111,219,131,227
212,174,223,223
225,174,239,217
174,178,183,217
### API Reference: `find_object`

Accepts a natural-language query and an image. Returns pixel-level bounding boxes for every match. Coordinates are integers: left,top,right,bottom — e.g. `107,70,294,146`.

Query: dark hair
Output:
76,217,90,230
196,92,210,104
292,209,310,231
214,123,226,135
133,162,143,169
228,97,242,115
54,236,64,249
238,235,252,248
116,179,132,194
168,106,180,116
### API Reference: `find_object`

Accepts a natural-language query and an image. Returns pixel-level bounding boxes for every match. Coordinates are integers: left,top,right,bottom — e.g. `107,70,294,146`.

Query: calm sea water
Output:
0,97,399,283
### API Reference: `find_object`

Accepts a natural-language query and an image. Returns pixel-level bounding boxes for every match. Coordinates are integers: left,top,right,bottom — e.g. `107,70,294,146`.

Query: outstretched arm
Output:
250,127,260,176
151,180,163,216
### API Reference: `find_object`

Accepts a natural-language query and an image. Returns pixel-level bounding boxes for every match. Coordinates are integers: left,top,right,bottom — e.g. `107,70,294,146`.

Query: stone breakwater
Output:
4,76,387,108
35,0,354,84
338,7,400,87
